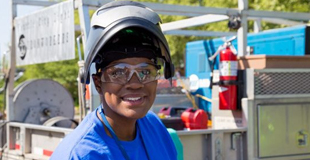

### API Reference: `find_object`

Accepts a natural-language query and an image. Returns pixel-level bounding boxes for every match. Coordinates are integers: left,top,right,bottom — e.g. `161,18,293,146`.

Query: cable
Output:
195,94,212,103
175,71,198,109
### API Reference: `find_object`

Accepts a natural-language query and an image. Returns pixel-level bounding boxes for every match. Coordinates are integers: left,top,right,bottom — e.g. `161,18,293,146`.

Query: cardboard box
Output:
238,55,310,69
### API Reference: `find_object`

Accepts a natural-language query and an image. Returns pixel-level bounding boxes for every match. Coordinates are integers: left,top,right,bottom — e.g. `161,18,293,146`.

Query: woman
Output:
51,1,177,159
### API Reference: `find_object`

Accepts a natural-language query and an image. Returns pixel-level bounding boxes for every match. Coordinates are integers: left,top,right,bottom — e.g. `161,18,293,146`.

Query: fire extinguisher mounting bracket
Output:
213,80,243,86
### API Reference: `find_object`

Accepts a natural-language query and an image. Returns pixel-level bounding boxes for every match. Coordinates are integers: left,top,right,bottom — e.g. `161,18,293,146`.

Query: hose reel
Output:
12,79,75,128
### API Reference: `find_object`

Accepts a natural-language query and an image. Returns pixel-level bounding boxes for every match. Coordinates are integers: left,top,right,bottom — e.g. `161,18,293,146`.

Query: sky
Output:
0,0,42,56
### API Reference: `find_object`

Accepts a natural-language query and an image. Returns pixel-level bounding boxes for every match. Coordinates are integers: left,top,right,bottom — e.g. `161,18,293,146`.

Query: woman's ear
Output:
92,74,103,94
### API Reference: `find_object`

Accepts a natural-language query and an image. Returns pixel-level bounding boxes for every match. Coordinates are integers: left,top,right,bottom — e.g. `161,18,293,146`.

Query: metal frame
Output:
246,97,310,160
177,127,247,160
7,0,310,128
5,0,310,159
247,68,310,99
245,68,310,160
4,122,73,159
8,0,310,114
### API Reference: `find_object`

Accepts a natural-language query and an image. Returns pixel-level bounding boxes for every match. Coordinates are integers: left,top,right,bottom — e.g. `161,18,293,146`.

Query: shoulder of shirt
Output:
139,111,165,129
143,111,161,121
68,109,105,157
51,109,100,159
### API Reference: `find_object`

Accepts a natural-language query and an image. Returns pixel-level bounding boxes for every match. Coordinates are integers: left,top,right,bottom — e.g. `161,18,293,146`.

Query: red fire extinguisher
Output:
218,37,238,110
209,36,238,110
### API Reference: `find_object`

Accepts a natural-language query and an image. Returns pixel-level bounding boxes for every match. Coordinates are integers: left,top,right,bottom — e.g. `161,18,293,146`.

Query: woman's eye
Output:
111,69,126,78
141,69,151,75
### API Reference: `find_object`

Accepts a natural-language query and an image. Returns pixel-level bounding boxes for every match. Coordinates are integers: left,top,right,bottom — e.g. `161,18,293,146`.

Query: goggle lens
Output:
100,62,160,84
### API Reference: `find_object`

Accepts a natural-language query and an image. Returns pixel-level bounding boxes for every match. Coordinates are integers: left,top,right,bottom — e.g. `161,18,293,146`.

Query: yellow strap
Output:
175,71,198,109
195,94,212,103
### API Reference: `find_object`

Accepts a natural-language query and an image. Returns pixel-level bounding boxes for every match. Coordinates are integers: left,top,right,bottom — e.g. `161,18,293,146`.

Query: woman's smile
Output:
121,94,145,106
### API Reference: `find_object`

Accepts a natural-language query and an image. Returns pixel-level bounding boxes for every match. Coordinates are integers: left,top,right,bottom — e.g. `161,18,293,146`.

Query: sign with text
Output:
213,116,243,129
15,0,75,66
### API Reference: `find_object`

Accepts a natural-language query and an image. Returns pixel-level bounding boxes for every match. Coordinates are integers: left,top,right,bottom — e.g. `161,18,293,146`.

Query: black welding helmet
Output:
82,1,174,84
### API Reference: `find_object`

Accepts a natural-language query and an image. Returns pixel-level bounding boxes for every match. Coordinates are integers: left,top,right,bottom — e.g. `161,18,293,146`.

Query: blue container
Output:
201,25,310,56
185,40,214,113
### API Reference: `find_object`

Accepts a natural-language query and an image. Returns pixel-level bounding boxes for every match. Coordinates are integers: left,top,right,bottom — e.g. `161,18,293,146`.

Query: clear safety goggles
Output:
99,62,161,85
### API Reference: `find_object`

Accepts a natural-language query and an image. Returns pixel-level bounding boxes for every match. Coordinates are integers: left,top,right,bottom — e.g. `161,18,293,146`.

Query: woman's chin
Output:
122,108,149,120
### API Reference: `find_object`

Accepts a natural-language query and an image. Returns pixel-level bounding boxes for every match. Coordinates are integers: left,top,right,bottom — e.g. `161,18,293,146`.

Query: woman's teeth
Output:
123,97,142,101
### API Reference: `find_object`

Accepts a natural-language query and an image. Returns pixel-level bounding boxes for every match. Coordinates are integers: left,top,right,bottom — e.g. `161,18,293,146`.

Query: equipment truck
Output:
1,0,310,160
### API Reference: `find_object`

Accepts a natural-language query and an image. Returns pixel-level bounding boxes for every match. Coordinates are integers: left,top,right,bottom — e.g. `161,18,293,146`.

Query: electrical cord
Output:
175,71,199,109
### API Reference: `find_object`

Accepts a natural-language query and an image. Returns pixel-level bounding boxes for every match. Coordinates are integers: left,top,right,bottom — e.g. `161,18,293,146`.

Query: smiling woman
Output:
95,58,159,127
50,1,177,160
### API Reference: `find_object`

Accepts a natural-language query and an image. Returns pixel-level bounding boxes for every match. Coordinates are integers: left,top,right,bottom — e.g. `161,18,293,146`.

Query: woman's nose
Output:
126,70,142,83
125,70,144,88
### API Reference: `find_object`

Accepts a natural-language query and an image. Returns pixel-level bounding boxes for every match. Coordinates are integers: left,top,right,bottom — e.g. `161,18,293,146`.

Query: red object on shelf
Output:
159,107,173,116
181,108,208,130
219,46,238,110
158,106,187,117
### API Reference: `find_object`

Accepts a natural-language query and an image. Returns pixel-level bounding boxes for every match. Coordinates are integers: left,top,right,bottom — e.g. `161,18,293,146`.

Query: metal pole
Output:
164,30,236,37
6,0,17,151
76,0,90,53
12,0,57,6
253,19,262,33
7,0,17,122
237,0,248,56
75,0,91,115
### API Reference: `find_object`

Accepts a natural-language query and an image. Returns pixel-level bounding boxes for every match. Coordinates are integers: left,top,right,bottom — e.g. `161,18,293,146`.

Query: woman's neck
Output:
97,110,137,141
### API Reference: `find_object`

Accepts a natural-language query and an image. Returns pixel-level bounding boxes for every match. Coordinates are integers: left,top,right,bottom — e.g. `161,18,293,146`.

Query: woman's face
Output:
93,57,158,120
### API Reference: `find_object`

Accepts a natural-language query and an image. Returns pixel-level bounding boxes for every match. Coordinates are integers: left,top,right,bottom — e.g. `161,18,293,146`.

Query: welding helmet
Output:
82,1,174,84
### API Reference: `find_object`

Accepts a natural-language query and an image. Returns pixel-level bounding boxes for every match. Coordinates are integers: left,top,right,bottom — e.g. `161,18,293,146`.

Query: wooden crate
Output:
238,55,310,69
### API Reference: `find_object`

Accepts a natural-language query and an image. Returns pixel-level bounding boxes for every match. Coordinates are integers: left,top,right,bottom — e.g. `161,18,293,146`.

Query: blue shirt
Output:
51,106,177,160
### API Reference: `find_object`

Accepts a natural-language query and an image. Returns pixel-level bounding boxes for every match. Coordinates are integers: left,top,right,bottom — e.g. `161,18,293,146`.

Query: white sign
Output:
213,116,243,129
189,74,199,92
219,61,238,76
189,74,211,92
218,86,228,92
15,0,75,66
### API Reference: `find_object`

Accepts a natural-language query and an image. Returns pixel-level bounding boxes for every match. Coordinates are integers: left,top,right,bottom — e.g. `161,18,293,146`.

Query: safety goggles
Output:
99,62,161,85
